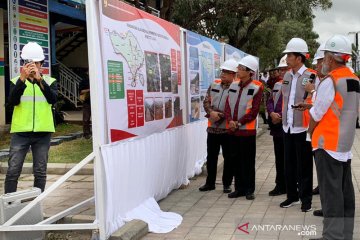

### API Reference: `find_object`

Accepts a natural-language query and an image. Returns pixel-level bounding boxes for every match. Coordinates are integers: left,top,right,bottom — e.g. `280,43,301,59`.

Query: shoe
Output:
312,186,319,195
246,193,255,200
313,209,323,217
228,191,245,198
309,238,323,240
301,202,312,212
223,186,232,193
269,187,286,196
199,184,215,192
280,199,300,208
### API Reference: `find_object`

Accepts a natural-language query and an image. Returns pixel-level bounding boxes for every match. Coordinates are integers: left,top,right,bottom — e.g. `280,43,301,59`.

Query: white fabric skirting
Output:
100,120,207,237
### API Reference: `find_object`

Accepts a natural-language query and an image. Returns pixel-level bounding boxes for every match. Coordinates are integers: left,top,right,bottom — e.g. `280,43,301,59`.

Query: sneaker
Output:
199,184,215,192
280,199,300,208
301,203,312,212
223,186,232,193
269,187,286,196
313,209,323,217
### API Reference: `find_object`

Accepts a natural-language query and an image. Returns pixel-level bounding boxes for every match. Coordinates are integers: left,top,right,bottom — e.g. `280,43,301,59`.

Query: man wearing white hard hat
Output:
280,38,316,212
199,59,238,193
224,55,263,200
266,55,289,197
5,42,57,193
308,35,358,240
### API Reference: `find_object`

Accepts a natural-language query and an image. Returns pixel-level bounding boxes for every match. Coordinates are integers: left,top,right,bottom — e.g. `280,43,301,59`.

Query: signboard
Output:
100,0,184,142
8,0,51,79
0,9,5,125
224,43,246,62
186,31,222,122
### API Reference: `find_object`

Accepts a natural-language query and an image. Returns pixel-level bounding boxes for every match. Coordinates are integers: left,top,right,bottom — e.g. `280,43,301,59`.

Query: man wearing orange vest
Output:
224,56,263,200
199,59,238,193
279,38,315,212
308,35,358,240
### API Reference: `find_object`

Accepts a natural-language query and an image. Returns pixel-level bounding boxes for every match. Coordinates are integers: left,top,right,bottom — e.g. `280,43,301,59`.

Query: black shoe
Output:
301,202,312,212
312,186,319,195
223,186,232,193
228,191,245,198
313,209,323,217
246,193,255,200
199,184,215,192
280,199,300,208
269,187,286,196
309,238,323,240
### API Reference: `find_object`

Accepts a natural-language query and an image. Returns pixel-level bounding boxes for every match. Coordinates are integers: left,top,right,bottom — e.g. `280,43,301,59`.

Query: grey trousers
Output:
315,149,355,240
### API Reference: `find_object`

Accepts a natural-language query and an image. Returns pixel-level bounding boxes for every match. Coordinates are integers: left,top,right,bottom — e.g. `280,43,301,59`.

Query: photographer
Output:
5,42,57,193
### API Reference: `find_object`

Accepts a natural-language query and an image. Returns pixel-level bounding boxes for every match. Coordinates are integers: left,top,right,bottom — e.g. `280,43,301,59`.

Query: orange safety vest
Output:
207,79,229,129
312,66,360,152
227,80,263,130
282,68,316,128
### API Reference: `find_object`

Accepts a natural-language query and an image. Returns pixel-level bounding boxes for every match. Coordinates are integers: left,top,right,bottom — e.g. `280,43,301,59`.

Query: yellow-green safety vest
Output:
10,76,56,133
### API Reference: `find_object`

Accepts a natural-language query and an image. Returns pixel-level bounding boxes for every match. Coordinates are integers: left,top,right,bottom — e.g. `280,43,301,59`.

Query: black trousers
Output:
229,135,256,194
83,102,92,137
205,132,232,187
315,149,354,240
273,136,285,190
283,130,313,204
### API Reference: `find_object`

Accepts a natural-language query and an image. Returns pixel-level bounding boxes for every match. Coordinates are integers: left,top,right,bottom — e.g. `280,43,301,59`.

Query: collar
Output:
221,81,232,89
290,64,307,77
238,78,252,88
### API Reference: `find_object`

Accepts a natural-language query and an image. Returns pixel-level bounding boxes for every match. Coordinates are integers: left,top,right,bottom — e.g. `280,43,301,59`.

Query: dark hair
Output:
293,52,306,63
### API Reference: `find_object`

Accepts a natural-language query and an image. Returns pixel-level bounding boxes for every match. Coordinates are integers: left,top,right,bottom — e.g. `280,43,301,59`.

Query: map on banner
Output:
100,0,183,142
186,31,222,122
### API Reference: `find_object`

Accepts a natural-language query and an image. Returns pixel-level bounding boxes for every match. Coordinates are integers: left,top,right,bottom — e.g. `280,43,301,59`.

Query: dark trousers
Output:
283,130,313,204
229,135,256,194
83,102,92,137
5,133,51,193
205,132,232,187
315,149,354,240
273,136,285,190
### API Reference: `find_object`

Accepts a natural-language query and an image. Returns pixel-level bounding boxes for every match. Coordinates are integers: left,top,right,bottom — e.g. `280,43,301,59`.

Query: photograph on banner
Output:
224,43,247,62
8,0,51,79
186,31,222,122
99,0,184,142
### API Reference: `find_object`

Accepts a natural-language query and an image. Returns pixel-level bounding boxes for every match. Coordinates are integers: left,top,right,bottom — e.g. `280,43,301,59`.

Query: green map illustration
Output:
109,30,145,87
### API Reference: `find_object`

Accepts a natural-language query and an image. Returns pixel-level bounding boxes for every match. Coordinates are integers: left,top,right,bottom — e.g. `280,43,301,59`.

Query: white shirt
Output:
283,65,308,134
261,75,269,83
309,77,352,162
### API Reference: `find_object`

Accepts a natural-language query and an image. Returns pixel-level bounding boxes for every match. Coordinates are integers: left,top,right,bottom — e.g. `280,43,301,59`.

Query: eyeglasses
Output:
221,70,235,75
237,66,247,71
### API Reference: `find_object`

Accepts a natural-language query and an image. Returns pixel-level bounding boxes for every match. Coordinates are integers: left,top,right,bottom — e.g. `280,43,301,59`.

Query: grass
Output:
1,123,92,164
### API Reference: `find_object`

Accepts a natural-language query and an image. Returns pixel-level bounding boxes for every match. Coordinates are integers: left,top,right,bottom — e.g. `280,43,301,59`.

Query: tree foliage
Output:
159,0,332,70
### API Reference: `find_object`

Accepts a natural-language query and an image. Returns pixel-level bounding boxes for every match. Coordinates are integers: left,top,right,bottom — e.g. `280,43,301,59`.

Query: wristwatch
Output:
310,90,316,94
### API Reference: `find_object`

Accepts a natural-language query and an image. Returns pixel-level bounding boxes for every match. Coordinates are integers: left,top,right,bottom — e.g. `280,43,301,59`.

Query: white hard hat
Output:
21,42,45,62
220,58,238,73
322,35,352,55
314,43,326,60
312,59,317,65
238,55,259,72
283,38,309,56
277,55,288,68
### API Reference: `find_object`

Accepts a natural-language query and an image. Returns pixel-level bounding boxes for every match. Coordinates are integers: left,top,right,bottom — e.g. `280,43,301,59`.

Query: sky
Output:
313,0,360,45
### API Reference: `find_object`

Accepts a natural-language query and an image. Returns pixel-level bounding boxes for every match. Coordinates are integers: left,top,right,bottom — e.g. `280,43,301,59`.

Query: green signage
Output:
108,60,124,99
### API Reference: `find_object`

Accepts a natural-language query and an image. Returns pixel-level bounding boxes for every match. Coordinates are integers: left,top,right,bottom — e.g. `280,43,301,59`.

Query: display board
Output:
100,0,184,142
8,0,51,79
0,9,5,125
224,43,246,62
186,31,222,122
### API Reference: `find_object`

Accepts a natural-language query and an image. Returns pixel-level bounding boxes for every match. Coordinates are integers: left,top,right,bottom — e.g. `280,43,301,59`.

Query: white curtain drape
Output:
100,120,207,237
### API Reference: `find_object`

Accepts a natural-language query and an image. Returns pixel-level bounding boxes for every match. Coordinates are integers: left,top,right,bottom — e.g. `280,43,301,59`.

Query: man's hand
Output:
20,63,31,82
296,102,313,111
209,111,221,122
270,112,282,124
28,63,42,82
305,82,315,93
229,120,238,131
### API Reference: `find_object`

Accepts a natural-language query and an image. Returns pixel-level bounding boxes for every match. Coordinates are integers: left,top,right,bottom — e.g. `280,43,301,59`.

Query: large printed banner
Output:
186,31,222,122
224,43,246,62
8,0,51,79
0,9,5,125
99,0,183,142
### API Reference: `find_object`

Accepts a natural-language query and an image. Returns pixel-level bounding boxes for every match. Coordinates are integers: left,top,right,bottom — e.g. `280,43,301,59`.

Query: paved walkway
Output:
141,129,360,240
